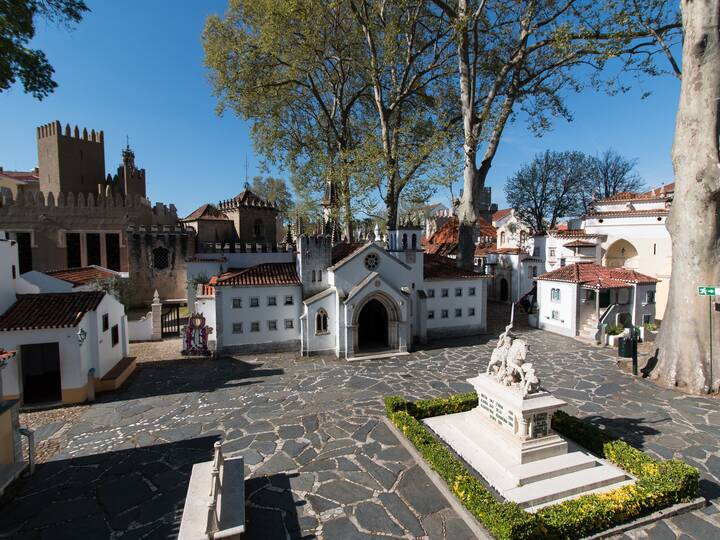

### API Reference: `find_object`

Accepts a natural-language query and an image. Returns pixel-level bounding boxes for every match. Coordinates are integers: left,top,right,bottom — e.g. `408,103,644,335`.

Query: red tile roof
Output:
424,217,496,256
0,292,106,331
331,242,365,265
594,182,674,203
586,209,669,218
492,208,512,222
642,182,674,197
489,247,526,255
0,170,39,182
182,203,230,221
214,263,300,286
423,254,489,280
536,263,657,289
548,229,602,238
0,348,16,362
47,266,118,286
563,240,597,248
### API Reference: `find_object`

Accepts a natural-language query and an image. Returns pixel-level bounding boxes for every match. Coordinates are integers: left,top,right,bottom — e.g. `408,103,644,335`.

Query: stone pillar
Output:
151,290,162,341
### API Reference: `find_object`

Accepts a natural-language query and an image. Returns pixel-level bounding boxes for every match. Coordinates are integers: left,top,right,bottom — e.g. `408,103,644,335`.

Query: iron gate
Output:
161,304,181,338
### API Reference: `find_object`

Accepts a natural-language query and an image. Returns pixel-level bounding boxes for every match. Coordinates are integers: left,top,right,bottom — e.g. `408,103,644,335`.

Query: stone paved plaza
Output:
1,320,720,539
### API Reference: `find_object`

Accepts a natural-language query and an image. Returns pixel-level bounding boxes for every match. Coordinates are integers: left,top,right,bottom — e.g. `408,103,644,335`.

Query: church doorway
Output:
357,299,389,352
500,278,509,302
21,343,61,405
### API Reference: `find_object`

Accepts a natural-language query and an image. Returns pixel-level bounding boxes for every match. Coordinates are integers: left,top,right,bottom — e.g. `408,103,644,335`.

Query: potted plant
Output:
606,323,625,348
640,322,658,342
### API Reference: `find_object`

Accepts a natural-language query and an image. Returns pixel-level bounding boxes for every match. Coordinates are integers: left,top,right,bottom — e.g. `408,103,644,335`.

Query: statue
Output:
485,307,541,396
182,313,213,356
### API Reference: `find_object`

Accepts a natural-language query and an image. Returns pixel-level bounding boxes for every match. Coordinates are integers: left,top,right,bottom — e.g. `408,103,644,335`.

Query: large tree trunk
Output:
651,0,720,394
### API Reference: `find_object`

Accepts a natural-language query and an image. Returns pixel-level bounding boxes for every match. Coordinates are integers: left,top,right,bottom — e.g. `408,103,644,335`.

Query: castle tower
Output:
321,175,337,224
296,235,331,299
116,142,147,198
36,121,106,197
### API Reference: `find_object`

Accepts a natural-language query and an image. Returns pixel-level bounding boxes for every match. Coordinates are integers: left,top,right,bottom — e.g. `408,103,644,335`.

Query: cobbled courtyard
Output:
1,322,719,539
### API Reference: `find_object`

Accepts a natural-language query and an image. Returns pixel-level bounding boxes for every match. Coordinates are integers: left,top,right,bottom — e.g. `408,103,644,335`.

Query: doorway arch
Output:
500,278,509,302
357,299,389,351
604,239,639,268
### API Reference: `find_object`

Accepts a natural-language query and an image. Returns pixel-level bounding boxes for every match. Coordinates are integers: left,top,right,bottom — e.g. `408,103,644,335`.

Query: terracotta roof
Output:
536,263,658,289
425,242,457,257
474,243,496,257
182,203,230,221
594,182,674,203
0,170,39,182
425,217,496,255
548,229,602,238
476,217,497,238
586,209,669,218
554,222,569,231
0,292,105,331
492,208,512,222
46,266,118,286
331,242,365,265
423,254,489,280
642,182,674,197
563,240,597,248
214,263,300,286
0,348,16,362
232,189,275,208
490,247,526,255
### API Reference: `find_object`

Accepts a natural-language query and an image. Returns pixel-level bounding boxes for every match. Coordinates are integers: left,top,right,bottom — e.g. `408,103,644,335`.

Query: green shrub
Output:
387,395,699,540
643,322,658,332
606,323,625,336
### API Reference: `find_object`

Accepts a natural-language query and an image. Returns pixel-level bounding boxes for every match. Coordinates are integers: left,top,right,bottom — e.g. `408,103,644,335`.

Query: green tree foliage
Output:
250,176,293,217
0,0,88,99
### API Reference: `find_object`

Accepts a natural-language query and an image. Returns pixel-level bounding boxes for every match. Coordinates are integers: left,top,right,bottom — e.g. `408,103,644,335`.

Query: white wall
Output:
537,281,578,337
303,290,337,354
0,240,19,315
423,278,488,334
216,284,302,348
331,244,422,296
93,294,127,378
128,312,153,342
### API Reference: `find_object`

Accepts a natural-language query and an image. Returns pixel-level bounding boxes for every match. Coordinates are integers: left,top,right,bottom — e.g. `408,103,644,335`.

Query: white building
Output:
0,237,133,405
535,262,658,340
582,183,673,319
190,230,491,359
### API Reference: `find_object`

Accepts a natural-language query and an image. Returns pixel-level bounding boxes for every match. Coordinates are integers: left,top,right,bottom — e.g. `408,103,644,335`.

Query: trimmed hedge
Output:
385,395,699,540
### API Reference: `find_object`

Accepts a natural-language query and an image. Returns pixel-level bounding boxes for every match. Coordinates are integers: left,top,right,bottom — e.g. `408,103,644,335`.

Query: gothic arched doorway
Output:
357,298,389,352
500,278,509,302
604,239,639,268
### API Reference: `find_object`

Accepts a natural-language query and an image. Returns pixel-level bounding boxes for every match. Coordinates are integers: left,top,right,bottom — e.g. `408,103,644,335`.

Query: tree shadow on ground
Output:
245,473,314,540
581,415,666,449
97,357,284,403
0,436,221,539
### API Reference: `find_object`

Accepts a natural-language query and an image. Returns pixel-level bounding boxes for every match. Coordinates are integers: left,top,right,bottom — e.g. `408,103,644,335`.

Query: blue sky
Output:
0,1,680,217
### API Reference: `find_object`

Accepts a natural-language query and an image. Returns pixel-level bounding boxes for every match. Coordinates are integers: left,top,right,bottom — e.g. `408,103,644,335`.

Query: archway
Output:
500,278,509,302
357,298,389,352
604,239,639,268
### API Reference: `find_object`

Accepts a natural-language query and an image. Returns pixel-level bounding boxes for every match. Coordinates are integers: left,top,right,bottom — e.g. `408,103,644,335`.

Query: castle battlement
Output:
37,121,104,144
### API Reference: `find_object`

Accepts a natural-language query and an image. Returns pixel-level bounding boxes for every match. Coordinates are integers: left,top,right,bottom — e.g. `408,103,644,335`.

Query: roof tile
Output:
215,262,300,286
0,292,105,331
536,262,657,288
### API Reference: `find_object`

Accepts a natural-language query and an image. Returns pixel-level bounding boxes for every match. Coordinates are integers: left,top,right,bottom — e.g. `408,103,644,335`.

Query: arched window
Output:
402,233,408,249
312,270,316,282
500,231,506,245
318,269,322,281
315,309,328,334
411,234,417,249
253,219,264,238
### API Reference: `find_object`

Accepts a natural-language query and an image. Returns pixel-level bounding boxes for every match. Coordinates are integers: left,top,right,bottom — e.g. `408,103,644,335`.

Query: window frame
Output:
441,309,449,319
468,287,476,296
267,296,277,306
111,324,119,347
232,322,243,334
232,298,242,309
284,295,294,305
250,297,259,308
454,308,462,317
268,320,278,331
250,321,260,332
284,319,294,329
102,314,109,332
441,288,449,298
468,307,475,317
428,310,435,319
550,288,561,303
455,288,462,297
427,289,435,298
315,308,329,335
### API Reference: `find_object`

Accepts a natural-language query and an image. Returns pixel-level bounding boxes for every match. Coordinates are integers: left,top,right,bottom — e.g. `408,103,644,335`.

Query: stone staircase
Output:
579,316,599,341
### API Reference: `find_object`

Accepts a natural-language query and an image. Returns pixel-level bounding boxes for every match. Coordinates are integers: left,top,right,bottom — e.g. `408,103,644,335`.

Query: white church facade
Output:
189,229,491,359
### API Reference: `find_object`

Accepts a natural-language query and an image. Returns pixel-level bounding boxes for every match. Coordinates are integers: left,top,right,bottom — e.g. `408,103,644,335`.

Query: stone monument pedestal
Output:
425,375,633,511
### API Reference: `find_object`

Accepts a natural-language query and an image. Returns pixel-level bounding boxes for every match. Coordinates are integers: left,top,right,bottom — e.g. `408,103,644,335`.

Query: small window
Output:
250,297,259,307
152,247,170,270
533,246,540,257
455,288,462,297
531,266,538,278
427,289,435,298
441,309,449,319
232,298,242,309
11,265,16,280
653,243,657,255
468,307,475,317
551,310,560,320
268,296,277,306
645,291,656,304
102,314,109,332
455,308,462,317
232,323,243,334
551,288,561,303
560,258,566,267
441,288,449,298
284,295,294,305
549,248,556,258
268,320,277,331
318,269,322,281
428,310,435,319
643,314,652,324
251,321,260,332
312,270,316,282
315,309,329,334
469,287,476,296
111,324,119,346
253,219,264,238
284,319,294,329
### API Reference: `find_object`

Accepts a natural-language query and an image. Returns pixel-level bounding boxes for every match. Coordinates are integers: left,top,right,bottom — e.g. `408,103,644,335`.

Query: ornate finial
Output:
244,181,250,190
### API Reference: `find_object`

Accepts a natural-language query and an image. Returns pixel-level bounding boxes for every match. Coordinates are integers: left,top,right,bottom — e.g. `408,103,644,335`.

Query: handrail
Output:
205,441,224,539
18,427,35,475
599,303,618,327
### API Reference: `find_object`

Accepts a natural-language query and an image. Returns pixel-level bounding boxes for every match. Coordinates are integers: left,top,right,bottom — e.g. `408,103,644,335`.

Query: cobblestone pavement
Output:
1,322,720,539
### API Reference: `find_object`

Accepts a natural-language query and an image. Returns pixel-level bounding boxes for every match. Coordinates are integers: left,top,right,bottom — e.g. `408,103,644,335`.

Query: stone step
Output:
525,478,635,513
507,451,597,486
505,465,630,509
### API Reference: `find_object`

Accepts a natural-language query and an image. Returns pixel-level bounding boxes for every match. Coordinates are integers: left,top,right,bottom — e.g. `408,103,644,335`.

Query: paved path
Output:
1,326,719,539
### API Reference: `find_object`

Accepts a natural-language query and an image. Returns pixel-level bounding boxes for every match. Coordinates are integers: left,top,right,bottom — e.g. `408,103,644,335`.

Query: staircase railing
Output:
205,441,223,539
599,304,619,327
